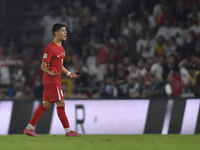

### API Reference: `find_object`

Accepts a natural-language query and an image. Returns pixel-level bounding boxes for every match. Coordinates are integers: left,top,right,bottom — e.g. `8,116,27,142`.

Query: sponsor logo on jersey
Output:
57,52,65,57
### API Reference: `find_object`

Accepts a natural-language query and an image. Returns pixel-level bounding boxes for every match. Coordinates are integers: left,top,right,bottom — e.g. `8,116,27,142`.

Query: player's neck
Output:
53,38,62,47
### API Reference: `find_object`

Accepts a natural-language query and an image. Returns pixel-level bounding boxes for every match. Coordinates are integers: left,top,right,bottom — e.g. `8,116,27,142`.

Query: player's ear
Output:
55,31,58,36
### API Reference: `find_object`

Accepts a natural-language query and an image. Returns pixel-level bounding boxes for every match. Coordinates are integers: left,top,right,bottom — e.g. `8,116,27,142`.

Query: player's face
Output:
57,27,67,41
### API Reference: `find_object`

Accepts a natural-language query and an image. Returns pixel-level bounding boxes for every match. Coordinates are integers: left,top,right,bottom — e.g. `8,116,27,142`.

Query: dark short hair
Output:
52,23,66,36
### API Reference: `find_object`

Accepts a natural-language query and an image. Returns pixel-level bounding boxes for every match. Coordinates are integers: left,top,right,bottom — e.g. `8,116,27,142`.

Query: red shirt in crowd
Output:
97,49,109,65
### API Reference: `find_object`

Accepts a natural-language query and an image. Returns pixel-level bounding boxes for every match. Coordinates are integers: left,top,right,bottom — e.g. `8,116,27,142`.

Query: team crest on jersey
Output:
43,53,48,58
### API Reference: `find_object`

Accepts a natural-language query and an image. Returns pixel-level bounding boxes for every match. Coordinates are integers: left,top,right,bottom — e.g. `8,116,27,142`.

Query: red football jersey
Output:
42,42,65,84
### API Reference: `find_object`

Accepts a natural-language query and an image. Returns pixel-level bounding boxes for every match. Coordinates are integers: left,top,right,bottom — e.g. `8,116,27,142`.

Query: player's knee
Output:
42,102,51,109
56,100,65,107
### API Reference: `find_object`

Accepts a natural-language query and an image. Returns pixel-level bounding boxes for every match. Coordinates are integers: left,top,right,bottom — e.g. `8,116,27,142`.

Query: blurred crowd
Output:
0,0,200,100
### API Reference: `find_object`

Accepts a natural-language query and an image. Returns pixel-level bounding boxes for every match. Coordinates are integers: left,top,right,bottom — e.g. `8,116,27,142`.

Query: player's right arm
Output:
41,62,60,77
41,47,59,77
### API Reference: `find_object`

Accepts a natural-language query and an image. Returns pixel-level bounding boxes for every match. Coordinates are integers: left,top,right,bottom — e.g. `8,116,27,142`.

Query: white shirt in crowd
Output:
9,59,24,67
187,24,199,34
129,66,146,78
136,38,148,53
180,67,189,85
0,60,11,85
153,3,162,19
11,69,26,88
64,16,79,34
156,26,175,40
165,83,173,96
170,27,187,46
128,21,143,35
82,56,98,76
122,27,130,37
188,12,200,21
166,45,177,57
141,38,157,59
138,67,147,77
151,62,163,82
148,15,156,29
40,14,62,46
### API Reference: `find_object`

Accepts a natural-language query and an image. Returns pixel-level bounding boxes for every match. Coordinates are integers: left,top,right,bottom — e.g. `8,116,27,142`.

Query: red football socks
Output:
56,106,70,128
29,104,47,126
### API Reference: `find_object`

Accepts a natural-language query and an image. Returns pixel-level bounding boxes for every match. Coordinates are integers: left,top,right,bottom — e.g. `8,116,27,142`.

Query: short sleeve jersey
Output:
42,42,65,85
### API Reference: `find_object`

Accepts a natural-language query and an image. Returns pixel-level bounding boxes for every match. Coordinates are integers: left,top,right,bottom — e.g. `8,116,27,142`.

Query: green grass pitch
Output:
0,134,200,150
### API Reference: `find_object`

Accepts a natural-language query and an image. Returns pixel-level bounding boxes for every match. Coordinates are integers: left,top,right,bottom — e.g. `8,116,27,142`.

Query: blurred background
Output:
0,0,200,100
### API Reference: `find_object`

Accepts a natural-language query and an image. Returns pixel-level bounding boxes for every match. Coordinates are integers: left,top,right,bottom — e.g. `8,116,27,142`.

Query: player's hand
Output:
49,70,60,77
69,70,81,79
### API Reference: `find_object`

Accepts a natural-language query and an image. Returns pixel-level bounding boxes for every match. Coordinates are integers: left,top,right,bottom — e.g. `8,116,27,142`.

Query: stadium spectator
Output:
187,3,200,23
113,68,129,98
156,19,175,41
108,42,122,63
11,66,26,91
163,73,174,97
128,16,143,35
129,76,143,98
144,61,151,88
100,75,114,98
138,29,157,59
187,30,197,52
9,52,24,66
96,43,109,83
186,18,198,34
0,52,11,88
137,59,147,77
123,57,132,73
151,55,166,82
163,71,184,97
179,59,190,85
186,63,200,89
165,38,177,57
157,3,174,26
142,9,156,30
152,0,165,19
170,21,187,47
143,71,163,98
136,30,148,56
64,10,80,34
40,6,62,47
128,29,138,62
106,62,117,82
85,48,97,79
154,35,167,55
163,54,179,76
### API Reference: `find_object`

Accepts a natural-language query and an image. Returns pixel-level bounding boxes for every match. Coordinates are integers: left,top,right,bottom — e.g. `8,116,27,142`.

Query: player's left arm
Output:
61,66,81,79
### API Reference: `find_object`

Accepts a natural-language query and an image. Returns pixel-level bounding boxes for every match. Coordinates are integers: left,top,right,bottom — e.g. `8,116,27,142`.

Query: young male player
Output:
23,23,81,137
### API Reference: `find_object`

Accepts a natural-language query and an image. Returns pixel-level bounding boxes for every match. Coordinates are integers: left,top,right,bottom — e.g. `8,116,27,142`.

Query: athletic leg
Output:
29,101,50,127
24,101,50,137
56,100,81,136
56,100,71,132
